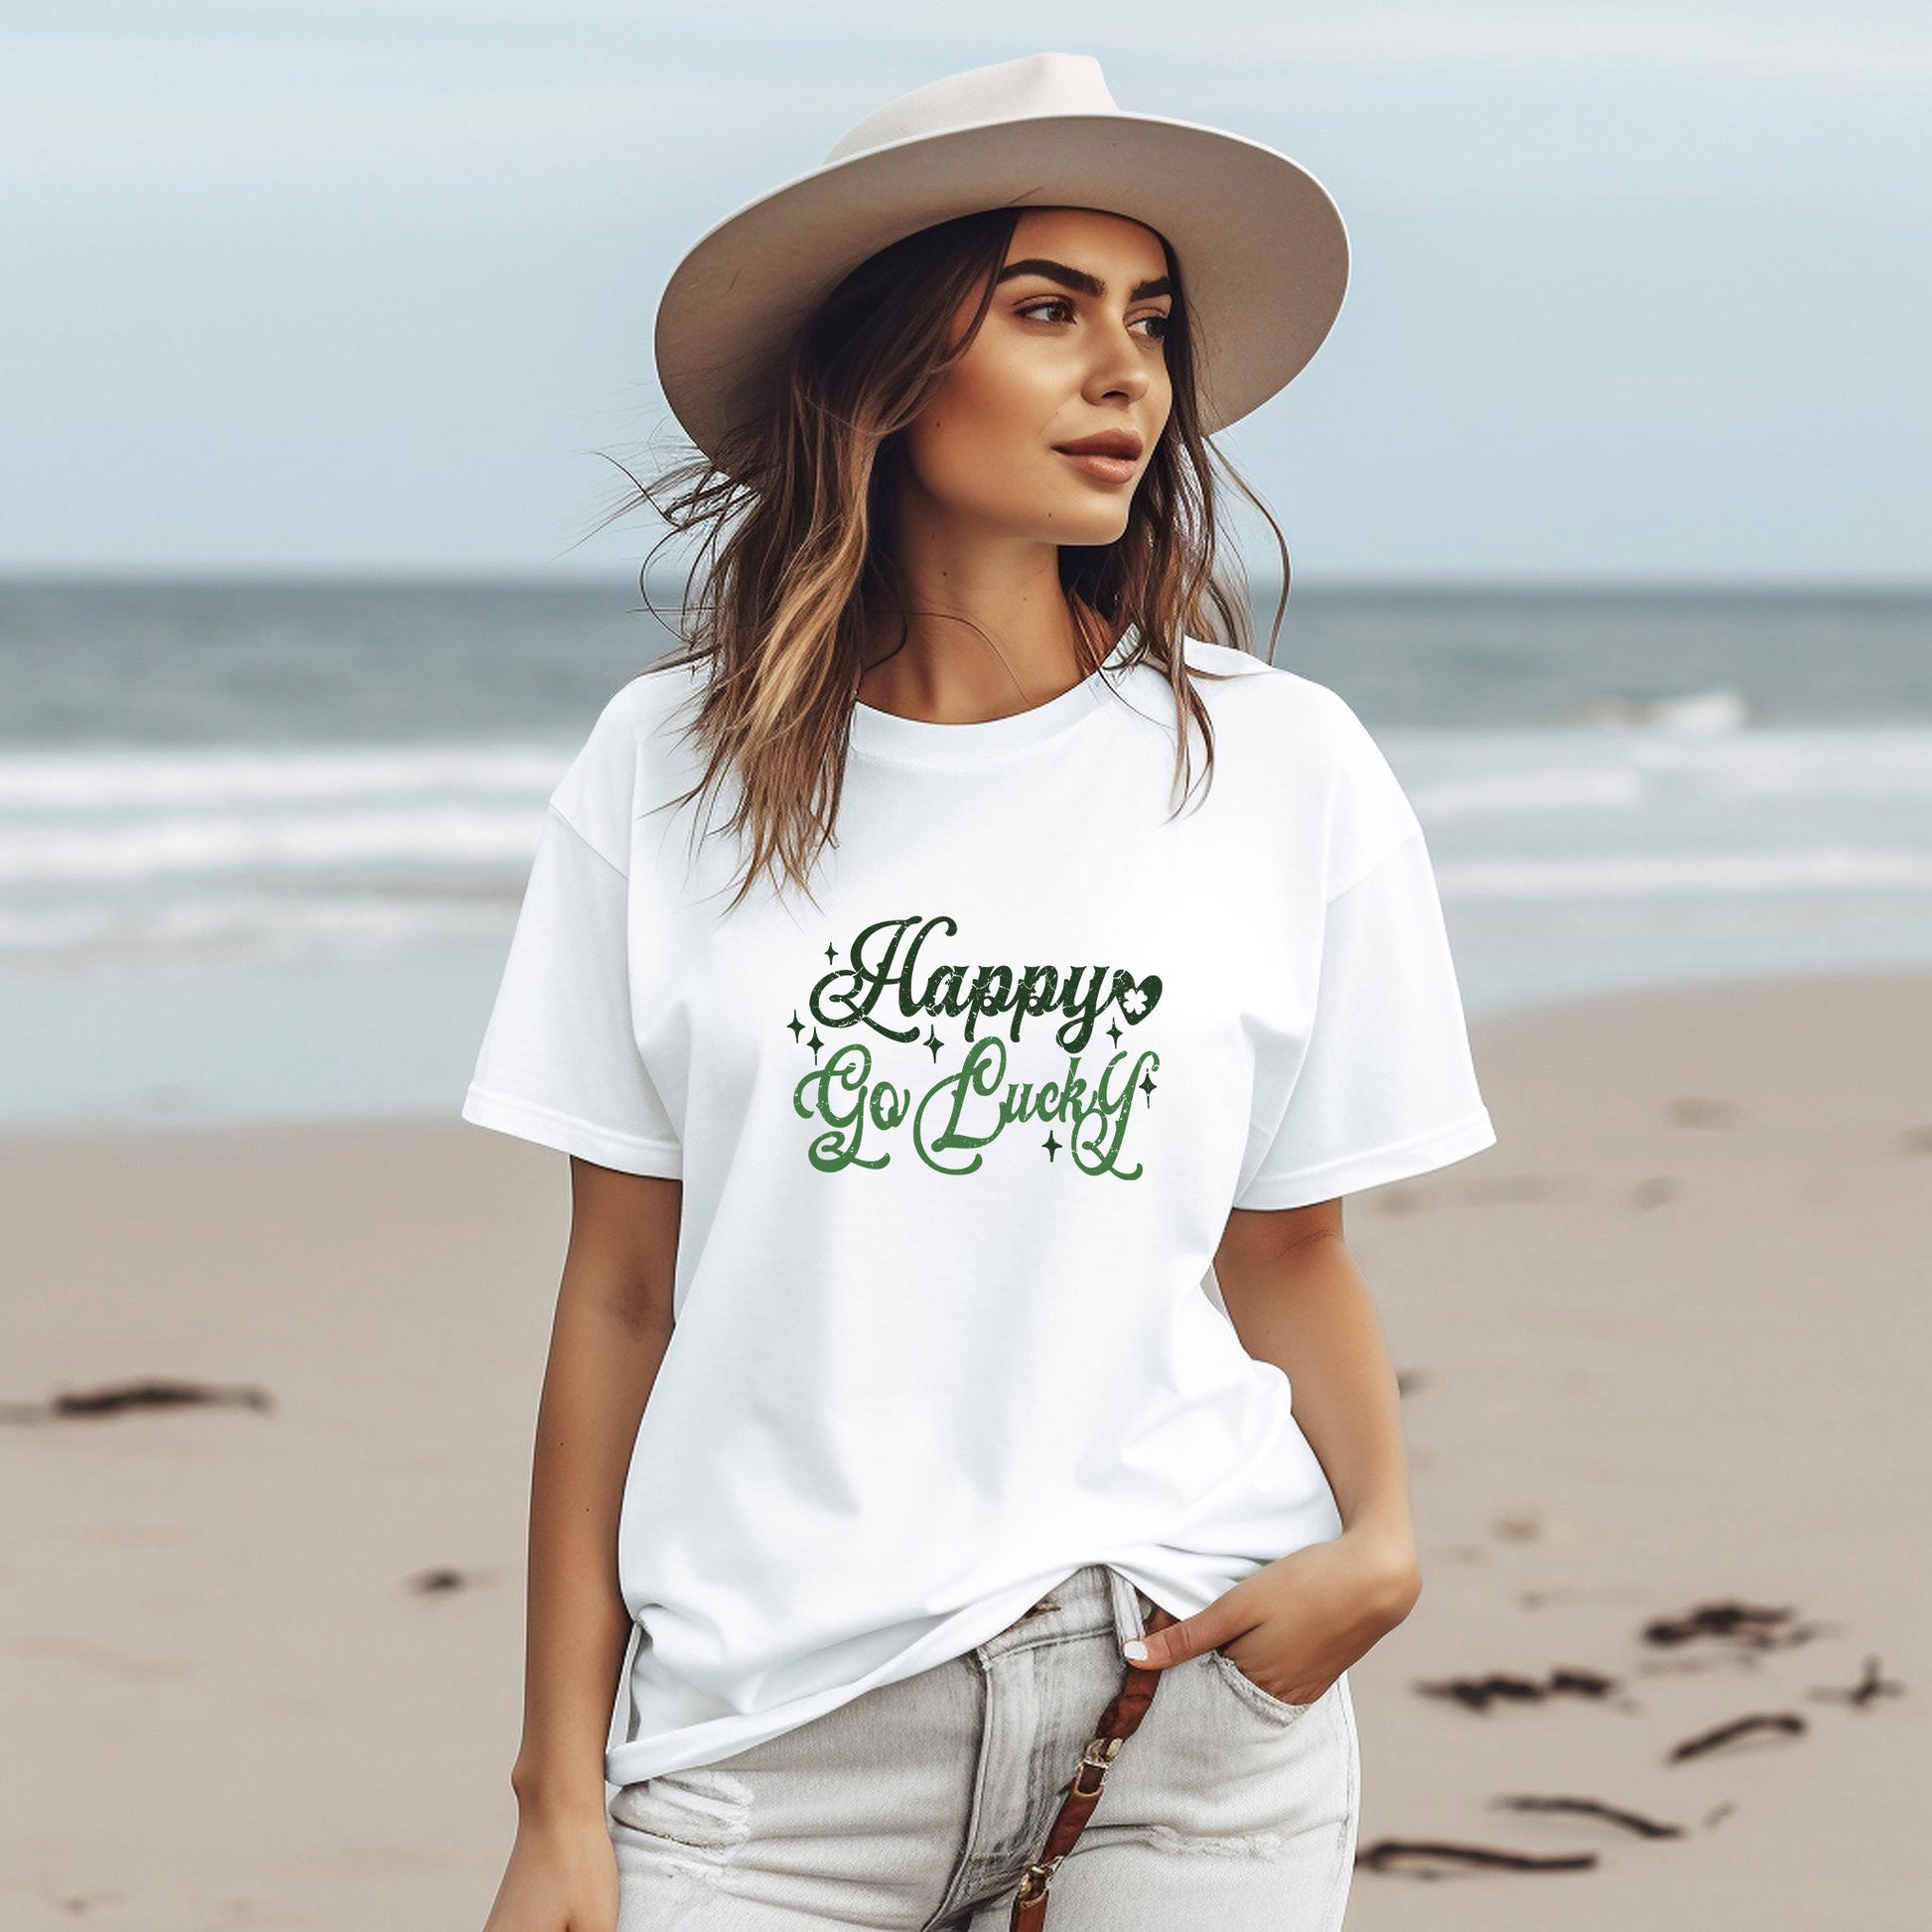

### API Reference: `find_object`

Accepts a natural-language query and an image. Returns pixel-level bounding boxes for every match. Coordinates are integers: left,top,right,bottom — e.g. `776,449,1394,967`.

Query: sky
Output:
2,1,1927,581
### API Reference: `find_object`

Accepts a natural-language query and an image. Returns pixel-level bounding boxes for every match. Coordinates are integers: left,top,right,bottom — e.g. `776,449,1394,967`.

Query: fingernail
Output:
1122,1640,1148,1662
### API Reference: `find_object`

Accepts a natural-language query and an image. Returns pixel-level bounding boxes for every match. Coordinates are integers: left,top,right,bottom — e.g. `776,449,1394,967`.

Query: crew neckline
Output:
848,623,1139,768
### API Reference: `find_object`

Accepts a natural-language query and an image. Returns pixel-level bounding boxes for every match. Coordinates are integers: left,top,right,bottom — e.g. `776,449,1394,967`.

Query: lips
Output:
1052,431,1144,460
1052,429,1145,486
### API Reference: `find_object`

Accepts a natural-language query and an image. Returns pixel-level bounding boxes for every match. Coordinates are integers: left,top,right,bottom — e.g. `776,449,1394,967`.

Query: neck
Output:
857,511,1112,727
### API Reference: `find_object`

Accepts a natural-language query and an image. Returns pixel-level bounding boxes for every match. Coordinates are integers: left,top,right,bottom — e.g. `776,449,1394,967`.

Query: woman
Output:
464,52,1496,1932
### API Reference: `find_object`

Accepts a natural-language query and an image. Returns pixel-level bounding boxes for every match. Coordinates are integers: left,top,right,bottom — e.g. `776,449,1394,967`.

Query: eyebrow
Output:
994,257,1173,302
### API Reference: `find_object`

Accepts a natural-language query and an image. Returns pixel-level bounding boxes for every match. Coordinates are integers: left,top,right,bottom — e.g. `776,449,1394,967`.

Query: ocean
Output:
4,575,1929,1131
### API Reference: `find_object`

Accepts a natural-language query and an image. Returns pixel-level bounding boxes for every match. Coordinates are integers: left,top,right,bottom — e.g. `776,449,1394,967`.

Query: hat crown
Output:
822,52,1120,166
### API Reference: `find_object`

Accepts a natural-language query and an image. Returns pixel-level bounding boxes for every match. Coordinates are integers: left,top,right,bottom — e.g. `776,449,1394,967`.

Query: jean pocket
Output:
1207,1647,1321,1725
609,1766,754,1857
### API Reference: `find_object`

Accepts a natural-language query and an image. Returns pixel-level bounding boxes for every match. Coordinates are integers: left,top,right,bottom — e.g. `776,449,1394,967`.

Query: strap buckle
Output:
1071,1731,1122,1796
1015,1854,1063,1902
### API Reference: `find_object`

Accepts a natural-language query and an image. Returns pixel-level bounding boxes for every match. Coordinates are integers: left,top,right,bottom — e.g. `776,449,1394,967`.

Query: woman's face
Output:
896,207,1174,548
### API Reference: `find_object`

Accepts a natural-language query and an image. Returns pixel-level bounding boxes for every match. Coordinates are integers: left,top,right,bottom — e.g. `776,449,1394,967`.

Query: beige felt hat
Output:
653,51,1349,470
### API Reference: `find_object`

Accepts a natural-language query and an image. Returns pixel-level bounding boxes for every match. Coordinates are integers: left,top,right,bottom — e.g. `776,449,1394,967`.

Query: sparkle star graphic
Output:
1106,1018,1122,1046
924,1027,944,1060
824,941,838,963
1042,1131,1061,1162
787,1010,804,1042
1140,1070,1157,1102
807,1029,824,1058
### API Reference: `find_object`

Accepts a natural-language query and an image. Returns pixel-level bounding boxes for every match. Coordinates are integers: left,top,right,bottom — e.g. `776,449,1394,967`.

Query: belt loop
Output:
1105,1567,1148,1650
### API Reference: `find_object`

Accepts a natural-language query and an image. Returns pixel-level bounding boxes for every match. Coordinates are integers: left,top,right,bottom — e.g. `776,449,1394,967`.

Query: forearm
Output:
1217,1224,1419,1568
510,1288,673,1824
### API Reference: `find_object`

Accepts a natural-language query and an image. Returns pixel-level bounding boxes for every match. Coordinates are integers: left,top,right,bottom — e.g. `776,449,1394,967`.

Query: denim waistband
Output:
976,1562,1153,1661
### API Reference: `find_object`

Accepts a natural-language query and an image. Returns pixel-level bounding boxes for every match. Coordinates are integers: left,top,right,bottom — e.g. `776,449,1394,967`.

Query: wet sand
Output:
3,969,1927,1929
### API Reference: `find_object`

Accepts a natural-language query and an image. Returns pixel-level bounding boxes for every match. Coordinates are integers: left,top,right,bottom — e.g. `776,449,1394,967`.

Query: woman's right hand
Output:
481,1807,621,1932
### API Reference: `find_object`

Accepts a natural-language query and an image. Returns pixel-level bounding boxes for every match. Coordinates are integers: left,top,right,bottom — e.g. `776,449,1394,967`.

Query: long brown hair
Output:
584,206,1293,915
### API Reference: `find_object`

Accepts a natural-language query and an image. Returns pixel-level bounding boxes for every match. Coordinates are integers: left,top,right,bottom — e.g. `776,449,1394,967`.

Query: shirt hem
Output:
602,1529,1338,1788
460,1084,683,1178
604,1568,1076,1787
1232,1106,1497,1211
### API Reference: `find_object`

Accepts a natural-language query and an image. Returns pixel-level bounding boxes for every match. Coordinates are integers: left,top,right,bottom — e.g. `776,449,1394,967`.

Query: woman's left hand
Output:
1122,1529,1423,1705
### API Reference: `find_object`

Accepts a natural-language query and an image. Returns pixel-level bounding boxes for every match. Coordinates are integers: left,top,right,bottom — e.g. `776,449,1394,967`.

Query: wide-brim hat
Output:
653,51,1349,473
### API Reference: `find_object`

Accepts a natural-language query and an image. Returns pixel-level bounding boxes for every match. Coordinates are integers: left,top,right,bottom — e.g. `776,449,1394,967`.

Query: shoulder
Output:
548,651,708,870
1174,635,1422,897
1175,635,1379,760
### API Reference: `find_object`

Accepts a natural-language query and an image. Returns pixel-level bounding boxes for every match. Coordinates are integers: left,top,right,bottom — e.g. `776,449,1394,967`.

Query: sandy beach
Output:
3,967,1927,1930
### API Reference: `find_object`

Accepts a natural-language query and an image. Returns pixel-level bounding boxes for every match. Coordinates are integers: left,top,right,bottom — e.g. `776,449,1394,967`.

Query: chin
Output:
1036,495,1131,546
1059,515,1133,546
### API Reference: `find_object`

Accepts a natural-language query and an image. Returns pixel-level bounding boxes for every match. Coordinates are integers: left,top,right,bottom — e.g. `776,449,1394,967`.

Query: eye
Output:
1016,295,1076,325
1016,296,1173,343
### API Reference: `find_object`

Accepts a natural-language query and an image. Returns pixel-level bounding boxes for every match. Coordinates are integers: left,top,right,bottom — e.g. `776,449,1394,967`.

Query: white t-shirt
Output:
462,628,1496,1787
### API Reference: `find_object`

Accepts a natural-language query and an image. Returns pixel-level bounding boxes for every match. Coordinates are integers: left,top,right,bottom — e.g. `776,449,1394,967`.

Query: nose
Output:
1085,321,1154,405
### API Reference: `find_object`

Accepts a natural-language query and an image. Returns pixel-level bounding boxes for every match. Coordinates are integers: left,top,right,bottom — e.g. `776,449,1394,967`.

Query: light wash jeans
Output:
610,1560,1360,1930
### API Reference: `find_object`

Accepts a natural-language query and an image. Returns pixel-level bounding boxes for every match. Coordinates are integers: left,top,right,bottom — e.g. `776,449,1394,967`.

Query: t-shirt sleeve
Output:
1232,693,1495,1210
460,799,683,1178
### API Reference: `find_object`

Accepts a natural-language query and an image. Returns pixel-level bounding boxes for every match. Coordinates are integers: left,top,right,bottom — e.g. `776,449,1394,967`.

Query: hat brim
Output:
653,110,1349,468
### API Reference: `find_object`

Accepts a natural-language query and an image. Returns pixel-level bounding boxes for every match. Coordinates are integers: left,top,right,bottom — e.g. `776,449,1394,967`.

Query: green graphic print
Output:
790,913,1162,1178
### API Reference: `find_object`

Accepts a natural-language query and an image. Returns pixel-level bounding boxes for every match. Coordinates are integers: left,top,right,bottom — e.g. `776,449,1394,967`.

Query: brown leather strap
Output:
1008,1602,1179,1931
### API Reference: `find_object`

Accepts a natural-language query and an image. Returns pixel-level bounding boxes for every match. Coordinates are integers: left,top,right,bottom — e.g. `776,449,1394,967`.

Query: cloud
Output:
7,1,1932,88
3,2,1927,204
